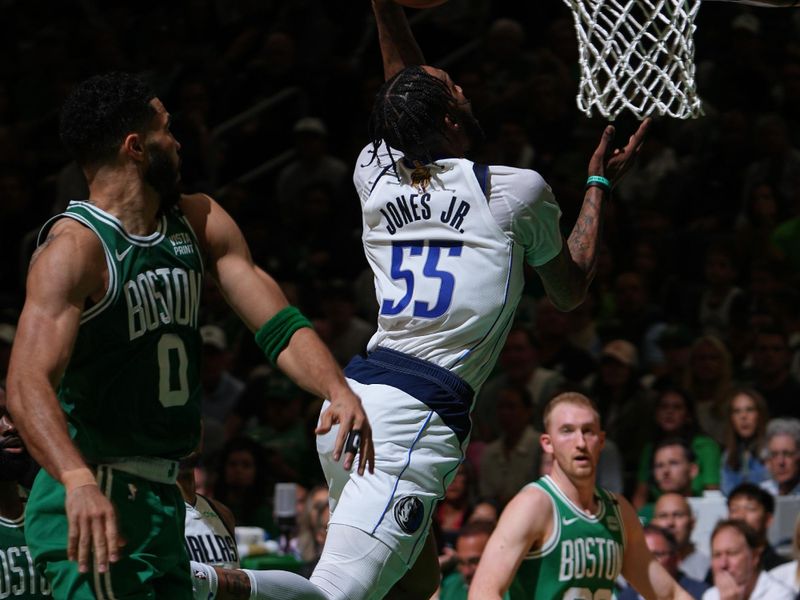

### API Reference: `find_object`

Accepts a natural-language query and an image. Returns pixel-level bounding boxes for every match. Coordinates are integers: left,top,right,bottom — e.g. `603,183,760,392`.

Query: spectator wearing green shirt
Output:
439,521,497,600
633,387,721,511
637,438,701,524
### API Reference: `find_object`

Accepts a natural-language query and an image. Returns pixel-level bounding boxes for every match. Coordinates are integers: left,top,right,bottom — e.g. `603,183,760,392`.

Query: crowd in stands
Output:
2,0,800,597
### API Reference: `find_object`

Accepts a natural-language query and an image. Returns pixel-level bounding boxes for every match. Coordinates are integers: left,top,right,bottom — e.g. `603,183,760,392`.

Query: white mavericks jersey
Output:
354,143,563,391
184,494,239,569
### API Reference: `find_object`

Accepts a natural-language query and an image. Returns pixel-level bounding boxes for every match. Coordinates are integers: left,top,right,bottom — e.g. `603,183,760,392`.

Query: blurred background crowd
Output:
2,0,800,595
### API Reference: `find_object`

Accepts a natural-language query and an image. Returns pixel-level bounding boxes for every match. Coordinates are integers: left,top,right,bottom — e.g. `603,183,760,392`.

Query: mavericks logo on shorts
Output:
393,496,424,534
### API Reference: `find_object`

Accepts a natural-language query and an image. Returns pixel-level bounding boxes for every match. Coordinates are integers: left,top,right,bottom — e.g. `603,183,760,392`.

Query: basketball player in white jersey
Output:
292,1,650,598
177,456,239,571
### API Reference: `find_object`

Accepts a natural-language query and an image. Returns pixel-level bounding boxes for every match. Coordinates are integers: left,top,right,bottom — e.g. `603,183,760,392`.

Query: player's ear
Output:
540,433,553,454
444,113,459,131
123,133,145,161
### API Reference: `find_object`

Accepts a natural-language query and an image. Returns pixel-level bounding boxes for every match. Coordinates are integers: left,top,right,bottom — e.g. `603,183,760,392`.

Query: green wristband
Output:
585,175,612,193
255,306,313,365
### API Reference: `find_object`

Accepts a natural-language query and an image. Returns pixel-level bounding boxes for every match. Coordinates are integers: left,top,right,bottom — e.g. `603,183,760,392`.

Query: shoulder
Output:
506,482,554,517
692,435,721,451
486,165,554,206
353,142,398,199
612,492,645,532
754,571,796,599
178,193,238,251
768,560,798,585
202,494,237,534
28,216,105,292
178,192,215,225
495,482,555,542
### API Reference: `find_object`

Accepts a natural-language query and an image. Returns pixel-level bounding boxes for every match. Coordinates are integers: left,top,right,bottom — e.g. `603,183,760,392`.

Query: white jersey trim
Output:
54,213,119,325
524,481,561,560
69,201,167,247
542,475,607,524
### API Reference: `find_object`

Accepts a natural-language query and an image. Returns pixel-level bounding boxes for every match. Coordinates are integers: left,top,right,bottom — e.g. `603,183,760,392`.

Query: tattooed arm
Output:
214,568,251,600
189,562,327,600
534,119,650,311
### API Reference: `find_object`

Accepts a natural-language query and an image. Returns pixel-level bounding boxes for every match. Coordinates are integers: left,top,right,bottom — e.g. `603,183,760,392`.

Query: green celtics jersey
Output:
0,514,50,597
509,475,625,600
39,201,204,461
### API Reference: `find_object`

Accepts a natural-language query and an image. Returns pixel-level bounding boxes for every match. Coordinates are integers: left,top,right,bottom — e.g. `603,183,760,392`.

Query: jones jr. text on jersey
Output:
380,194,470,235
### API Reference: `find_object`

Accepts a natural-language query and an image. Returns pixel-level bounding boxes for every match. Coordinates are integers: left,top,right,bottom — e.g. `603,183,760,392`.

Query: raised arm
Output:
181,194,373,474
617,494,694,600
534,119,650,311
6,219,122,574
468,487,551,600
372,0,426,80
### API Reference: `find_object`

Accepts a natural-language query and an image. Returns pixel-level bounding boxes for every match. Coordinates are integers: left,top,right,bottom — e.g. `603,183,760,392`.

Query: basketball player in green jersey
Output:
0,386,50,599
5,72,373,599
470,392,693,600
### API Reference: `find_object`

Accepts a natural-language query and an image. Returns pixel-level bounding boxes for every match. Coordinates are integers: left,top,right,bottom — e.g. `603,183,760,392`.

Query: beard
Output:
144,143,182,213
0,449,34,484
454,105,485,150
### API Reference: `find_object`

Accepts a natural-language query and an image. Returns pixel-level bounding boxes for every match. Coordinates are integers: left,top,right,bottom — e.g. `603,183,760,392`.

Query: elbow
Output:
550,297,582,312
549,286,588,313
5,376,25,423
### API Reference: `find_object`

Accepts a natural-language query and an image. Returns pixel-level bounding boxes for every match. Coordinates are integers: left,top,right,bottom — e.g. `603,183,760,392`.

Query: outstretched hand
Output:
588,117,651,186
315,390,375,476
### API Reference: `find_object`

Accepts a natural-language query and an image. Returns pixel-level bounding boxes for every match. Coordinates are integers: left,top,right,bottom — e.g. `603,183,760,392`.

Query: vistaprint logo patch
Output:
169,232,195,256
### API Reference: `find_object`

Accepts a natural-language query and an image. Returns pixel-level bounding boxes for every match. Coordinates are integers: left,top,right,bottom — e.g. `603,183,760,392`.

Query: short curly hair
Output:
59,72,156,167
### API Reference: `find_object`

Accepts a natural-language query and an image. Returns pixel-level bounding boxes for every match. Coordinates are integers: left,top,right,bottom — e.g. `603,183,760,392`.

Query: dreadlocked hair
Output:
368,66,456,166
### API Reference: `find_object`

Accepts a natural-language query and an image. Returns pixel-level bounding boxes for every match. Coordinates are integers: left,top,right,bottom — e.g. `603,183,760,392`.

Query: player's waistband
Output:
98,456,179,484
345,346,474,443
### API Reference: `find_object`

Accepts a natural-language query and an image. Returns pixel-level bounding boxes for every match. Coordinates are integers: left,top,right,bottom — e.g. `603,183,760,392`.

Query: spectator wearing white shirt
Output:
652,493,711,583
760,418,800,496
768,513,800,595
703,520,794,600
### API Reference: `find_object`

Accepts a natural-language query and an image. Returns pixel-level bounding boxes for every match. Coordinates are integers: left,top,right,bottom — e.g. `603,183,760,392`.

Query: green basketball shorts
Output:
25,466,192,599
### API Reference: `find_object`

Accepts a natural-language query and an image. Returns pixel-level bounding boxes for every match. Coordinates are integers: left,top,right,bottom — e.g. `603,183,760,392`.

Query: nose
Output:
0,414,16,434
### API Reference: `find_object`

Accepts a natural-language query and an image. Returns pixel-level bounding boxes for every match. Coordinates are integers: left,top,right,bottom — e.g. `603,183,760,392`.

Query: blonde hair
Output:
542,392,601,431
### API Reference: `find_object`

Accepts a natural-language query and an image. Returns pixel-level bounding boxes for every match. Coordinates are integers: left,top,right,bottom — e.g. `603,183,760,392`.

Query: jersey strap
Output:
344,346,474,443
472,163,489,200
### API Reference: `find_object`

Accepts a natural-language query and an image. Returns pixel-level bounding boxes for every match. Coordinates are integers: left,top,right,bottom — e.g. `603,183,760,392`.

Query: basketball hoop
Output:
563,0,704,120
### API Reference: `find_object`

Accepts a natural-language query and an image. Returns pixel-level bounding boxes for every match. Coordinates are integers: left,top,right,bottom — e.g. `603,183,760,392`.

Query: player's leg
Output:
26,467,193,599
383,526,439,600
311,376,465,599
149,480,195,599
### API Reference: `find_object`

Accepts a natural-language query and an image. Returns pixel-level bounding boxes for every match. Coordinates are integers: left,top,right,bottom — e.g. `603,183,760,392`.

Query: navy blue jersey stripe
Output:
472,163,489,200
344,347,473,443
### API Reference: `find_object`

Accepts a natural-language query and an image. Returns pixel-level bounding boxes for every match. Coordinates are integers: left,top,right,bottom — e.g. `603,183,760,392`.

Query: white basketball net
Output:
563,0,704,120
